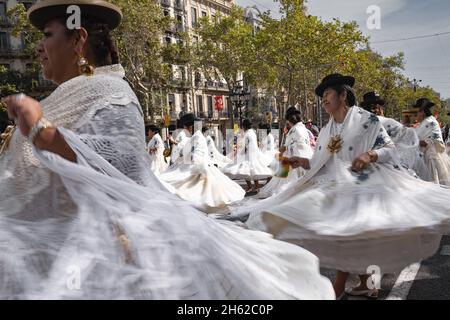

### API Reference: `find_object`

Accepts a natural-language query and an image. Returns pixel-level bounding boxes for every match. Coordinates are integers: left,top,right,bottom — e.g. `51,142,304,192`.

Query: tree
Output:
194,5,255,125
109,0,176,121
250,0,366,124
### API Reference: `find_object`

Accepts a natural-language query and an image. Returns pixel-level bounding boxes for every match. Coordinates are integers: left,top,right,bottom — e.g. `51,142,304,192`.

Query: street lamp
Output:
229,81,251,127
412,78,422,93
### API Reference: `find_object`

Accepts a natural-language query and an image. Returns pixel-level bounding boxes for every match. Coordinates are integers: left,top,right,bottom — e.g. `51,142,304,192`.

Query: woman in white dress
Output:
258,123,278,160
146,124,168,175
414,98,450,185
238,74,450,299
0,0,334,299
361,92,431,181
202,127,232,169
223,119,273,193
258,107,314,199
160,114,245,212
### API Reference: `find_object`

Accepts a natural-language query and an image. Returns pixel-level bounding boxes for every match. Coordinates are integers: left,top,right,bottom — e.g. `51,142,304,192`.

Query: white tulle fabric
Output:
379,116,431,181
147,133,169,176
223,129,273,180
205,135,232,169
0,65,335,299
159,130,245,212
415,116,450,185
237,107,450,274
259,133,278,159
258,122,314,199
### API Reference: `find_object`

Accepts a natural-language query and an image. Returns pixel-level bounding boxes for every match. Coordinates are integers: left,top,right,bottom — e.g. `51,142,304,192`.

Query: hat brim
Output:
361,99,386,108
28,1,122,31
413,102,435,109
315,76,355,97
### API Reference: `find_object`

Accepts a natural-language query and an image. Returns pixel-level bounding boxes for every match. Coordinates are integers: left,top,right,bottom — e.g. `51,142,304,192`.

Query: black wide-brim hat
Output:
361,91,386,107
413,98,435,110
315,73,355,97
285,106,300,119
180,113,201,126
27,0,123,31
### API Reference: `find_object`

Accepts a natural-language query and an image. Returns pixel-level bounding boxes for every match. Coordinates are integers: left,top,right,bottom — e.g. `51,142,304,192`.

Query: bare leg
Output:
245,180,253,192
333,270,349,299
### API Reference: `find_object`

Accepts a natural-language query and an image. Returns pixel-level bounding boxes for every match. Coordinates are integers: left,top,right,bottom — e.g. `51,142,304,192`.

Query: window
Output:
0,2,6,16
191,8,197,28
163,10,169,17
207,96,213,117
197,95,204,113
0,32,10,51
165,36,171,44
201,11,207,18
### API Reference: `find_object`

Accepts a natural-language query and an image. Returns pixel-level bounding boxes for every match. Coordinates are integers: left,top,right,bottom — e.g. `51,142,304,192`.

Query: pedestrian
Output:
239,73,450,299
414,98,450,185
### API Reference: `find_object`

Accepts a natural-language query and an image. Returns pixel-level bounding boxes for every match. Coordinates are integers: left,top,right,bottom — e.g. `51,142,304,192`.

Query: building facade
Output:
0,0,35,71
161,0,236,123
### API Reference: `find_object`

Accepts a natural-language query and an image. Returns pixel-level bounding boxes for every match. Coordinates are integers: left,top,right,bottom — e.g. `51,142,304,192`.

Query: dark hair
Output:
258,123,271,134
146,124,160,134
61,15,119,66
184,121,194,128
329,84,356,107
420,106,433,117
241,119,252,130
287,113,302,125
202,127,209,133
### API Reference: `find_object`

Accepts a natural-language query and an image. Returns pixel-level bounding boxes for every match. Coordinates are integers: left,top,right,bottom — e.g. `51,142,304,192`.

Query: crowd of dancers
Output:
1,0,450,300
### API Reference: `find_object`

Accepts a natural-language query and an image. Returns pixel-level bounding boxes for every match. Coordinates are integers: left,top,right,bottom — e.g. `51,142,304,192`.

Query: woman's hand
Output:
1,94,42,137
419,140,428,148
351,151,377,172
1,93,76,162
288,156,310,170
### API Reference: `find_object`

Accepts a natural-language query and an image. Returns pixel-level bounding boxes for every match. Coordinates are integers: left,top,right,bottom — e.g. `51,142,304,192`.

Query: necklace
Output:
327,108,349,154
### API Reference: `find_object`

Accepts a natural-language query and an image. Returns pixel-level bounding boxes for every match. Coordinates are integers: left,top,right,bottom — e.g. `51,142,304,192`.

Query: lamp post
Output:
229,80,251,127
412,78,422,93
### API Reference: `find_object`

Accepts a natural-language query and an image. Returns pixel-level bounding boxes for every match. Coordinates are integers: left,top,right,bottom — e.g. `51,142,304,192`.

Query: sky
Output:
236,0,450,99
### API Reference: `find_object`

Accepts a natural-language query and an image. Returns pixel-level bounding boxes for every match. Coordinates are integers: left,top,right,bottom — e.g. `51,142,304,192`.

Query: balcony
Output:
170,78,192,89
0,16,12,26
203,81,229,91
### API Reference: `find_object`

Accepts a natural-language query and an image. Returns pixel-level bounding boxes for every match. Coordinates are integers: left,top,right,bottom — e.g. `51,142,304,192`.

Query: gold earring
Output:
77,55,94,76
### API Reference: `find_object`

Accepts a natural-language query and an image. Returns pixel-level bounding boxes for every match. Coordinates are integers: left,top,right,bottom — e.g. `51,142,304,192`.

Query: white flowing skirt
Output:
223,152,273,180
0,128,335,300
257,168,302,199
149,153,169,176
422,144,450,186
247,161,450,274
159,162,245,212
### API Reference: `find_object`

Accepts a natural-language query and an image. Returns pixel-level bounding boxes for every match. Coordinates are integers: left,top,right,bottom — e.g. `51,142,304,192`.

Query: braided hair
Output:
62,15,120,66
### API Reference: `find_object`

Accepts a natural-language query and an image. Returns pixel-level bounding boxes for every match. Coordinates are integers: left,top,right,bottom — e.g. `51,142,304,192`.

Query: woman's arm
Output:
2,94,76,162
